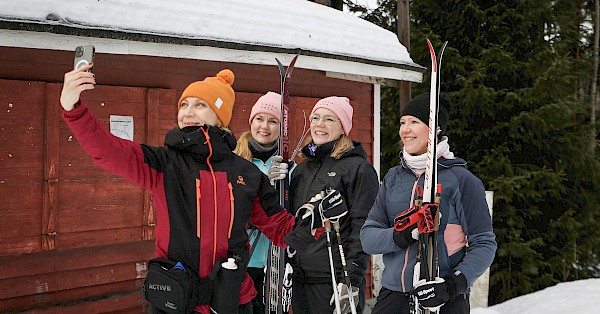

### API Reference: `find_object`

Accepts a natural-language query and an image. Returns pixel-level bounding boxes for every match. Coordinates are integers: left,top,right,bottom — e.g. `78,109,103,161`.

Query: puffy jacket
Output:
360,155,497,292
62,103,294,313
289,140,379,286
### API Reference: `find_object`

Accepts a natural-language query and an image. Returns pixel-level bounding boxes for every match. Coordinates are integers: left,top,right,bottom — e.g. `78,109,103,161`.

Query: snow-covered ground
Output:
471,278,600,314
364,278,600,313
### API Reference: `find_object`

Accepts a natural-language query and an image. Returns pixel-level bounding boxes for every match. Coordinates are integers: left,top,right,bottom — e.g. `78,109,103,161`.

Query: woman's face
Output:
399,115,429,155
177,97,221,129
250,113,280,146
309,108,344,146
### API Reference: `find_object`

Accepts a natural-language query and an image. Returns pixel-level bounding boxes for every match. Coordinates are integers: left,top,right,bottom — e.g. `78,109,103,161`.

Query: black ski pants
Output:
371,287,469,314
292,278,366,314
248,266,266,314
148,302,253,314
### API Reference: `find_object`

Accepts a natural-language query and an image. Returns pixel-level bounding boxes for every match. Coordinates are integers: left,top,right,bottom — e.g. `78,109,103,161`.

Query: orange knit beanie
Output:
178,69,236,127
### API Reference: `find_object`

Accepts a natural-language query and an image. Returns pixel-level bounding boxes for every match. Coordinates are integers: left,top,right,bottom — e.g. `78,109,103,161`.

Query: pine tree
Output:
354,0,600,304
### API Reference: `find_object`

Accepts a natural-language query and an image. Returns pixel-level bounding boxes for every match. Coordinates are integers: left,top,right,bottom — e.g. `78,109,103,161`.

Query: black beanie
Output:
401,92,451,135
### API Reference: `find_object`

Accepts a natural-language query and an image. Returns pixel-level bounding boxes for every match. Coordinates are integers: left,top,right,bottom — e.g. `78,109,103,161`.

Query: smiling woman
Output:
176,70,236,129
233,91,283,313
59,67,297,314
360,92,497,314
284,96,380,314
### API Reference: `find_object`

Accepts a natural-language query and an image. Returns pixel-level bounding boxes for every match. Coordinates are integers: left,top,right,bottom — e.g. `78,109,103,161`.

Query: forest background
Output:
320,0,600,305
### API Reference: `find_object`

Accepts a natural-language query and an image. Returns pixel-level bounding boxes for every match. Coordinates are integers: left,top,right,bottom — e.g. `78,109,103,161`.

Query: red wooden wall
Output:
0,46,375,312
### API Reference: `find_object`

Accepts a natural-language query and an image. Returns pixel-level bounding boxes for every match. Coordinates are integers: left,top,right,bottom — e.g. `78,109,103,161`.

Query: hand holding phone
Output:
60,45,96,111
74,45,95,72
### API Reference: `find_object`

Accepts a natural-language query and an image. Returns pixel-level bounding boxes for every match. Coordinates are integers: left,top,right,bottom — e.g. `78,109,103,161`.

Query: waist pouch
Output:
210,258,247,314
143,258,213,314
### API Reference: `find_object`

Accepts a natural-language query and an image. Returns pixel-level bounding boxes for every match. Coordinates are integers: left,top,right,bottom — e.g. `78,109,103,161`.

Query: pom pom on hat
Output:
178,69,236,127
311,96,354,134
401,92,451,135
249,92,282,124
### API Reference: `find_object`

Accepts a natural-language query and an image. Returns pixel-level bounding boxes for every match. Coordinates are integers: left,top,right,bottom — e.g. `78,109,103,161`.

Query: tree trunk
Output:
592,0,599,152
398,0,411,114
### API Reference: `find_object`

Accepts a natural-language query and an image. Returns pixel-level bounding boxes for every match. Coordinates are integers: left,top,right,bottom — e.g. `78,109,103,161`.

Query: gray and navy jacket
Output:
360,154,496,293
288,140,379,286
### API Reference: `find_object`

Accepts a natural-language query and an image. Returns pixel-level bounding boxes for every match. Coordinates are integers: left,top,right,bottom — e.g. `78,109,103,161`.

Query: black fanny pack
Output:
142,258,212,314
143,257,247,314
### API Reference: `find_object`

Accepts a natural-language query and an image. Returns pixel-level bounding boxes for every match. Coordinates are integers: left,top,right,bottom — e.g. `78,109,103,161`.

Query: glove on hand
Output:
329,283,359,314
268,155,289,185
411,271,468,310
284,193,324,254
393,224,419,249
392,207,420,249
284,219,316,254
319,188,348,221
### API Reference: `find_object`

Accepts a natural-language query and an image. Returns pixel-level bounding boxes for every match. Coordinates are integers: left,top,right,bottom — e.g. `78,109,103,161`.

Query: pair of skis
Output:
416,39,447,314
264,55,298,314
394,39,448,314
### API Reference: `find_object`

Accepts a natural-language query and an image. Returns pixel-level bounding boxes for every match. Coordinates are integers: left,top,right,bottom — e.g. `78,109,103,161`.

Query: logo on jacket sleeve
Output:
236,175,246,185
327,172,336,177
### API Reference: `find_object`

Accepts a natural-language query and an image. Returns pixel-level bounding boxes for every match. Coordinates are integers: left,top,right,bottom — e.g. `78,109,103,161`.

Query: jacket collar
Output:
164,125,237,161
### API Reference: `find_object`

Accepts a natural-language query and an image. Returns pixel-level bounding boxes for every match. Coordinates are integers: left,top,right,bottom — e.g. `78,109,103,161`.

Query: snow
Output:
0,0,414,67
471,278,600,314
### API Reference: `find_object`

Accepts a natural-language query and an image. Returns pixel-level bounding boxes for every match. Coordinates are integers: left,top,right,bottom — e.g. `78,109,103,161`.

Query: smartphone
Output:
74,45,95,72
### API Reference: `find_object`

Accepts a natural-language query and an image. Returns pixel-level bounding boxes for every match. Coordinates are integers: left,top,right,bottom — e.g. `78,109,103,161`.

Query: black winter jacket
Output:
289,140,379,286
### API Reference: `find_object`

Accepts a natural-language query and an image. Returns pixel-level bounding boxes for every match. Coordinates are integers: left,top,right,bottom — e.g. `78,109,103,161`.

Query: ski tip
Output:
427,39,437,71
289,54,299,66
427,38,435,51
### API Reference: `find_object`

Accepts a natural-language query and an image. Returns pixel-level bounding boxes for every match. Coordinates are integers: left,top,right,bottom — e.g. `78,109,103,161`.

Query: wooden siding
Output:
0,46,375,312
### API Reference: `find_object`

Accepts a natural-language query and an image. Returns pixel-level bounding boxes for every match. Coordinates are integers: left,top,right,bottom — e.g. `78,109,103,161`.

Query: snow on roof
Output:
0,0,425,83
1,0,421,67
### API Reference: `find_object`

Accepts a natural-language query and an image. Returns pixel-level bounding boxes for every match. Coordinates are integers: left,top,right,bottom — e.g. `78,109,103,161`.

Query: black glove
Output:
393,224,418,249
411,271,468,310
284,223,316,254
319,188,348,221
284,193,324,253
392,207,420,249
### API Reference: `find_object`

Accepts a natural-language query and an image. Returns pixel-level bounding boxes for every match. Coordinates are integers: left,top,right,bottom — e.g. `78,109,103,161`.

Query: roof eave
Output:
0,21,426,85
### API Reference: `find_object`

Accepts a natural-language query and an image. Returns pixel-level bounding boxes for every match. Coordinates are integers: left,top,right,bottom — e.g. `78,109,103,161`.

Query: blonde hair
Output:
233,131,253,161
299,134,354,160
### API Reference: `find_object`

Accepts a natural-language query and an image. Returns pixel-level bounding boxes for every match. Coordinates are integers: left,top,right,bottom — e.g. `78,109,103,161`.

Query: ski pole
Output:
325,220,342,314
332,220,358,314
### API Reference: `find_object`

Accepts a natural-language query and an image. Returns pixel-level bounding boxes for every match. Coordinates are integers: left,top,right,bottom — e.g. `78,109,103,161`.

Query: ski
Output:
414,39,448,314
265,55,298,314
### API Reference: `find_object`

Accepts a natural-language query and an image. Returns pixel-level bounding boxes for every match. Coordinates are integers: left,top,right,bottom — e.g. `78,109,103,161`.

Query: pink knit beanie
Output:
249,92,281,124
311,96,353,134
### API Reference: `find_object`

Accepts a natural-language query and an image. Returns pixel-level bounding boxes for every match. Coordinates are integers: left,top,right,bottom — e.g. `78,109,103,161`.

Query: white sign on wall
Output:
109,115,134,141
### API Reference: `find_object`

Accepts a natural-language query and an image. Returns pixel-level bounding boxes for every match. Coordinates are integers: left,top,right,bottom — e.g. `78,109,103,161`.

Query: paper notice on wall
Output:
110,115,134,141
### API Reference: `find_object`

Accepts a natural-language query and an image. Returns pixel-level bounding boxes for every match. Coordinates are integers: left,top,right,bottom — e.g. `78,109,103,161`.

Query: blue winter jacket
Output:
247,157,275,269
360,155,496,293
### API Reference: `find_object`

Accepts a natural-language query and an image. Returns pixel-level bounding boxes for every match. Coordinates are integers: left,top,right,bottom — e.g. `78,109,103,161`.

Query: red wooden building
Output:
0,1,424,312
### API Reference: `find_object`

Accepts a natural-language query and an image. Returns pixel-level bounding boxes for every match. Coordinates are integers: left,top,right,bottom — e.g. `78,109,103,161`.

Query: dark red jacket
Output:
63,103,294,312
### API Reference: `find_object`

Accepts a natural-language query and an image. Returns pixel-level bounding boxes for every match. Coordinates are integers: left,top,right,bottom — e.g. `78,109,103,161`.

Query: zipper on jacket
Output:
196,178,202,238
201,127,218,266
227,182,234,238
